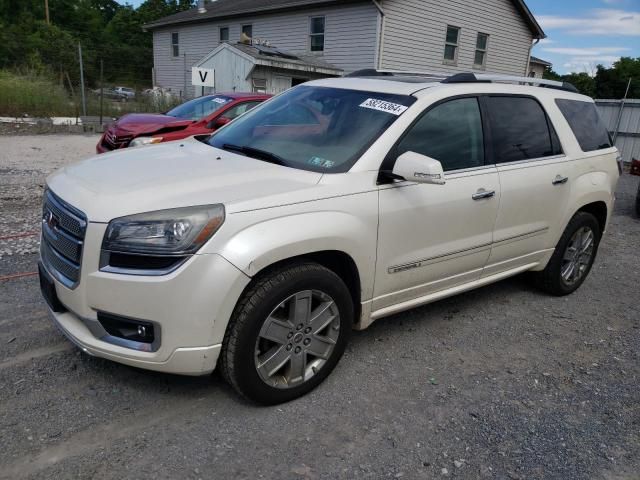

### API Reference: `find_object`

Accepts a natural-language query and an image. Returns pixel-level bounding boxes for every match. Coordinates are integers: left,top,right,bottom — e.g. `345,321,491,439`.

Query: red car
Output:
97,92,271,153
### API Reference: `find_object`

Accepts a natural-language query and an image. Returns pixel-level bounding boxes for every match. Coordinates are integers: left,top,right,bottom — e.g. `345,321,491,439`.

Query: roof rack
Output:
345,69,579,93
442,72,579,93
346,69,448,79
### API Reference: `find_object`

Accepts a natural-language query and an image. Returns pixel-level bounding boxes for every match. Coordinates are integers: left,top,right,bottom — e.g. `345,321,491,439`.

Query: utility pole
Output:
44,0,50,24
612,77,632,143
99,59,104,127
78,43,87,117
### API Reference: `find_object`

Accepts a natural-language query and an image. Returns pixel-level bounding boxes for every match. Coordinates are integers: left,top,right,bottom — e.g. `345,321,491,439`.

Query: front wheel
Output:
534,212,601,296
220,262,353,404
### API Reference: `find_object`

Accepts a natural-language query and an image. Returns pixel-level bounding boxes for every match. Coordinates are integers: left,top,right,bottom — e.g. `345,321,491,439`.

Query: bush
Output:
0,69,76,117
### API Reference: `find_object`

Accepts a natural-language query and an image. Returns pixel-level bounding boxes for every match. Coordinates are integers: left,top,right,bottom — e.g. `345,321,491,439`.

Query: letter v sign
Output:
192,67,215,87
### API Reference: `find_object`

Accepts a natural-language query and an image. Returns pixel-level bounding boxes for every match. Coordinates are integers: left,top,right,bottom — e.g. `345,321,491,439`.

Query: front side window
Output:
474,33,489,68
208,86,416,173
396,97,484,171
486,96,562,163
171,32,179,57
242,24,253,38
166,95,234,120
443,25,460,64
555,99,612,152
222,101,263,120
219,27,229,42
310,16,325,52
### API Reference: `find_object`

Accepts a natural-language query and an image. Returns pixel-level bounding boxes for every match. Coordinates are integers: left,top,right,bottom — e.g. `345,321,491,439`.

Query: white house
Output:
145,0,545,97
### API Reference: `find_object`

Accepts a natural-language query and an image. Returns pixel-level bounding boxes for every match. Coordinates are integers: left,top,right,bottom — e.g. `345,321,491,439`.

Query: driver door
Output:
373,97,500,312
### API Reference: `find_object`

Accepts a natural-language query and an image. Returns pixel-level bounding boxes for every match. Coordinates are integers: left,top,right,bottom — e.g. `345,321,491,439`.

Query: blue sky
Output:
118,0,639,74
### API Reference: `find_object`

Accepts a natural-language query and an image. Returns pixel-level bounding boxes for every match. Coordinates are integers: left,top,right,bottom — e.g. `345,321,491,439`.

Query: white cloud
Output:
537,9,640,36
541,46,631,55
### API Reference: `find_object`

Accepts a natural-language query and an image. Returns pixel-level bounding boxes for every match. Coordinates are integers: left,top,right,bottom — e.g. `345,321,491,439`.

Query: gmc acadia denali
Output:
39,72,619,404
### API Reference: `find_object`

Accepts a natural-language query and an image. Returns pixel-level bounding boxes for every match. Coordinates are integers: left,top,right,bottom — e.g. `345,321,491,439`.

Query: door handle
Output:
472,189,496,200
552,175,569,185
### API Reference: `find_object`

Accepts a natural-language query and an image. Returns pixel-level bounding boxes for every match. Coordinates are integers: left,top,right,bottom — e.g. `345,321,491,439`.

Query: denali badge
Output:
43,209,58,230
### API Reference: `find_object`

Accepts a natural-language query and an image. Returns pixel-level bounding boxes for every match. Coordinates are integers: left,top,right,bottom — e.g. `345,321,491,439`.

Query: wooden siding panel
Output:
381,0,533,76
152,3,378,97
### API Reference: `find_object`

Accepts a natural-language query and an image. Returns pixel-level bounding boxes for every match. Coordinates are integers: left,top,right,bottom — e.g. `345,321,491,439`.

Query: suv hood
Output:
112,113,193,136
46,138,323,222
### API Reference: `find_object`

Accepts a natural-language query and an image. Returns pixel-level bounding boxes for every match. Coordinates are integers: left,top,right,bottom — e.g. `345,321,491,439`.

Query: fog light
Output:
98,312,155,345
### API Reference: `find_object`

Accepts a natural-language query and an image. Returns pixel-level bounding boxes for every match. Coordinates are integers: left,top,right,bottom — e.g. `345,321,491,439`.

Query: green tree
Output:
595,57,639,99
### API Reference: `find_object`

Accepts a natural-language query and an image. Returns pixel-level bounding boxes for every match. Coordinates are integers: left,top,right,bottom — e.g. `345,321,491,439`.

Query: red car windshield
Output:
167,95,234,120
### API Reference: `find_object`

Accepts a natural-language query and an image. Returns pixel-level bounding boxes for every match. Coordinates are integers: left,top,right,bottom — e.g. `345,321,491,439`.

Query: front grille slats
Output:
41,190,87,289
103,130,132,150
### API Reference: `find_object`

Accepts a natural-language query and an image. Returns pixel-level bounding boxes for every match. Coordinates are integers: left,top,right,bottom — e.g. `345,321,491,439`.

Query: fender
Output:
560,169,614,241
217,210,378,300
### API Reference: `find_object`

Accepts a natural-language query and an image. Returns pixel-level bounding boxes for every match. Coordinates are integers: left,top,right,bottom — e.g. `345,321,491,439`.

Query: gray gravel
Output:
0,136,638,480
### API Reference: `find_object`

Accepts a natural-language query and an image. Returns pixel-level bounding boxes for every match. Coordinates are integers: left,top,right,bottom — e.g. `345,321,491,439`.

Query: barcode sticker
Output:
359,98,408,116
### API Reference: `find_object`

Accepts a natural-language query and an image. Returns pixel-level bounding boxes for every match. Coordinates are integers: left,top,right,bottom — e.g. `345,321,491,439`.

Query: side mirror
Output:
208,117,231,129
391,151,446,185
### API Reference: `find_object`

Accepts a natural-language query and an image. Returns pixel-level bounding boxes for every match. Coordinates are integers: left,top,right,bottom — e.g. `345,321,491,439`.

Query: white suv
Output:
39,72,619,404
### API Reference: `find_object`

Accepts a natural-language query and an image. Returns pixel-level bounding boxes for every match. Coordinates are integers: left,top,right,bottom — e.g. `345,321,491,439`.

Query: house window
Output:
474,33,489,68
171,32,179,57
219,27,229,42
310,16,325,52
443,26,459,64
242,24,253,38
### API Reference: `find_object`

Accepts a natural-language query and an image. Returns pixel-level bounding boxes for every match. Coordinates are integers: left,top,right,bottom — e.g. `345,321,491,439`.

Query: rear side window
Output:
486,96,562,163
396,97,484,171
555,99,612,152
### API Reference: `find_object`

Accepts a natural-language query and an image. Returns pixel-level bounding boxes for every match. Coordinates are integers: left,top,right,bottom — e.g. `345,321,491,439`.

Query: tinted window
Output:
555,99,612,152
487,96,561,162
166,95,233,120
396,97,484,171
223,101,262,120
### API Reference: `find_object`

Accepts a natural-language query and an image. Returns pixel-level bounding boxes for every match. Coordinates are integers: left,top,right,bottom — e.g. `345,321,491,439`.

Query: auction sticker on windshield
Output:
359,98,409,115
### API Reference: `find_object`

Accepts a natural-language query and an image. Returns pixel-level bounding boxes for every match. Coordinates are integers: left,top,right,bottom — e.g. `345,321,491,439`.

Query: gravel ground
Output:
0,135,638,480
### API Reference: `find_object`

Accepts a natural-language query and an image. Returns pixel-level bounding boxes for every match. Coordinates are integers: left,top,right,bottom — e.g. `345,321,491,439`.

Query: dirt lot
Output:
0,135,639,480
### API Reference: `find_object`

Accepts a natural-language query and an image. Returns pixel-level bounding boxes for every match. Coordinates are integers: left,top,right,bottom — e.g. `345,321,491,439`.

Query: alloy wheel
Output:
560,226,595,286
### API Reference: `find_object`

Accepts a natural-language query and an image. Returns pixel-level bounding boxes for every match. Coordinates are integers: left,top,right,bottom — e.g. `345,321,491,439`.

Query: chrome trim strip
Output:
388,227,550,274
388,242,492,274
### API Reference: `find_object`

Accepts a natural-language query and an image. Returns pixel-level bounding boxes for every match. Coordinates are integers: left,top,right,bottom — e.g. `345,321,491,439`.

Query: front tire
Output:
220,262,353,404
534,212,601,296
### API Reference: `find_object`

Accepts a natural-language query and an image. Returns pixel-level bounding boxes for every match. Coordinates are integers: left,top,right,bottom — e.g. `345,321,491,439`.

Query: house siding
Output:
380,0,533,76
152,2,379,97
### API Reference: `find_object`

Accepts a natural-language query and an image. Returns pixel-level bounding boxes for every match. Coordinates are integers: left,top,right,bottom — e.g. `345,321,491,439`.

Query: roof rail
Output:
442,72,579,93
346,69,448,79
345,69,579,93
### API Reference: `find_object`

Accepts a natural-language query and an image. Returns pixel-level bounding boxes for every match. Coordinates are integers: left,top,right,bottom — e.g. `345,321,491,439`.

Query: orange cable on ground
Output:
0,271,39,282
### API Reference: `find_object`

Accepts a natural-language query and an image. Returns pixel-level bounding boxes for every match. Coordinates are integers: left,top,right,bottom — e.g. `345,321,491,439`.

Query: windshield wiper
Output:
222,143,288,166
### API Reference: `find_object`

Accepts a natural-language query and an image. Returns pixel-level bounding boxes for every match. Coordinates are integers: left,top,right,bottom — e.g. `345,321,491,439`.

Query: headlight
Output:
129,137,163,148
102,204,225,255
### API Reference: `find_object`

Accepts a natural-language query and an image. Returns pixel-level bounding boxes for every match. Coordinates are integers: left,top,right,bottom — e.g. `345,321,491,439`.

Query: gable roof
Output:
144,0,546,39
196,42,343,75
529,56,552,67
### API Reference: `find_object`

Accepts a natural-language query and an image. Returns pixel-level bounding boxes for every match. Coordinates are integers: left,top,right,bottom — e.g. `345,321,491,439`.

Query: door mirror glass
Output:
392,151,446,185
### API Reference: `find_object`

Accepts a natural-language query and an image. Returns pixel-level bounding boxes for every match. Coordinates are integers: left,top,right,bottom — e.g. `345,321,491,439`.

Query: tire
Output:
534,212,601,296
220,262,353,404
635,181,640,217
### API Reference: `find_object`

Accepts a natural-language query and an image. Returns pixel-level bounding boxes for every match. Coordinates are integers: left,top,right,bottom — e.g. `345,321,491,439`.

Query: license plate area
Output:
38,262,67,313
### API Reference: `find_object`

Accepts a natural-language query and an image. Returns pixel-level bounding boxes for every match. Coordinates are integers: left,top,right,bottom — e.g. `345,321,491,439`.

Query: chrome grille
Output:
103,130,132,150
41,190,87,289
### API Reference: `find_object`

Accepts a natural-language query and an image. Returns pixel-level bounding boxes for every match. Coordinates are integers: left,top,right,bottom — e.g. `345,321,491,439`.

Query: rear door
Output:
482,95,569,276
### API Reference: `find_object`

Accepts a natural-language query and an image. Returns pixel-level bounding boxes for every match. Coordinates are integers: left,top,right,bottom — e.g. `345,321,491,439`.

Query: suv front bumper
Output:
40,223,250,375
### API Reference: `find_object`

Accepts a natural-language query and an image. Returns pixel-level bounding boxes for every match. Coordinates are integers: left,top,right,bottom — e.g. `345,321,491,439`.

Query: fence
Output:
596,99,640,164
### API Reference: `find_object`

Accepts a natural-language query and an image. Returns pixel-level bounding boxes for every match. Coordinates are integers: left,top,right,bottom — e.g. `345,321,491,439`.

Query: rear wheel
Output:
220,262,353,404
534,212,601,296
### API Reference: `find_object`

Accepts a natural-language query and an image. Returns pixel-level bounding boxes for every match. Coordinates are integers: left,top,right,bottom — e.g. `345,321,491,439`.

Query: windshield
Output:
167,95,233,120
207,86,415,172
